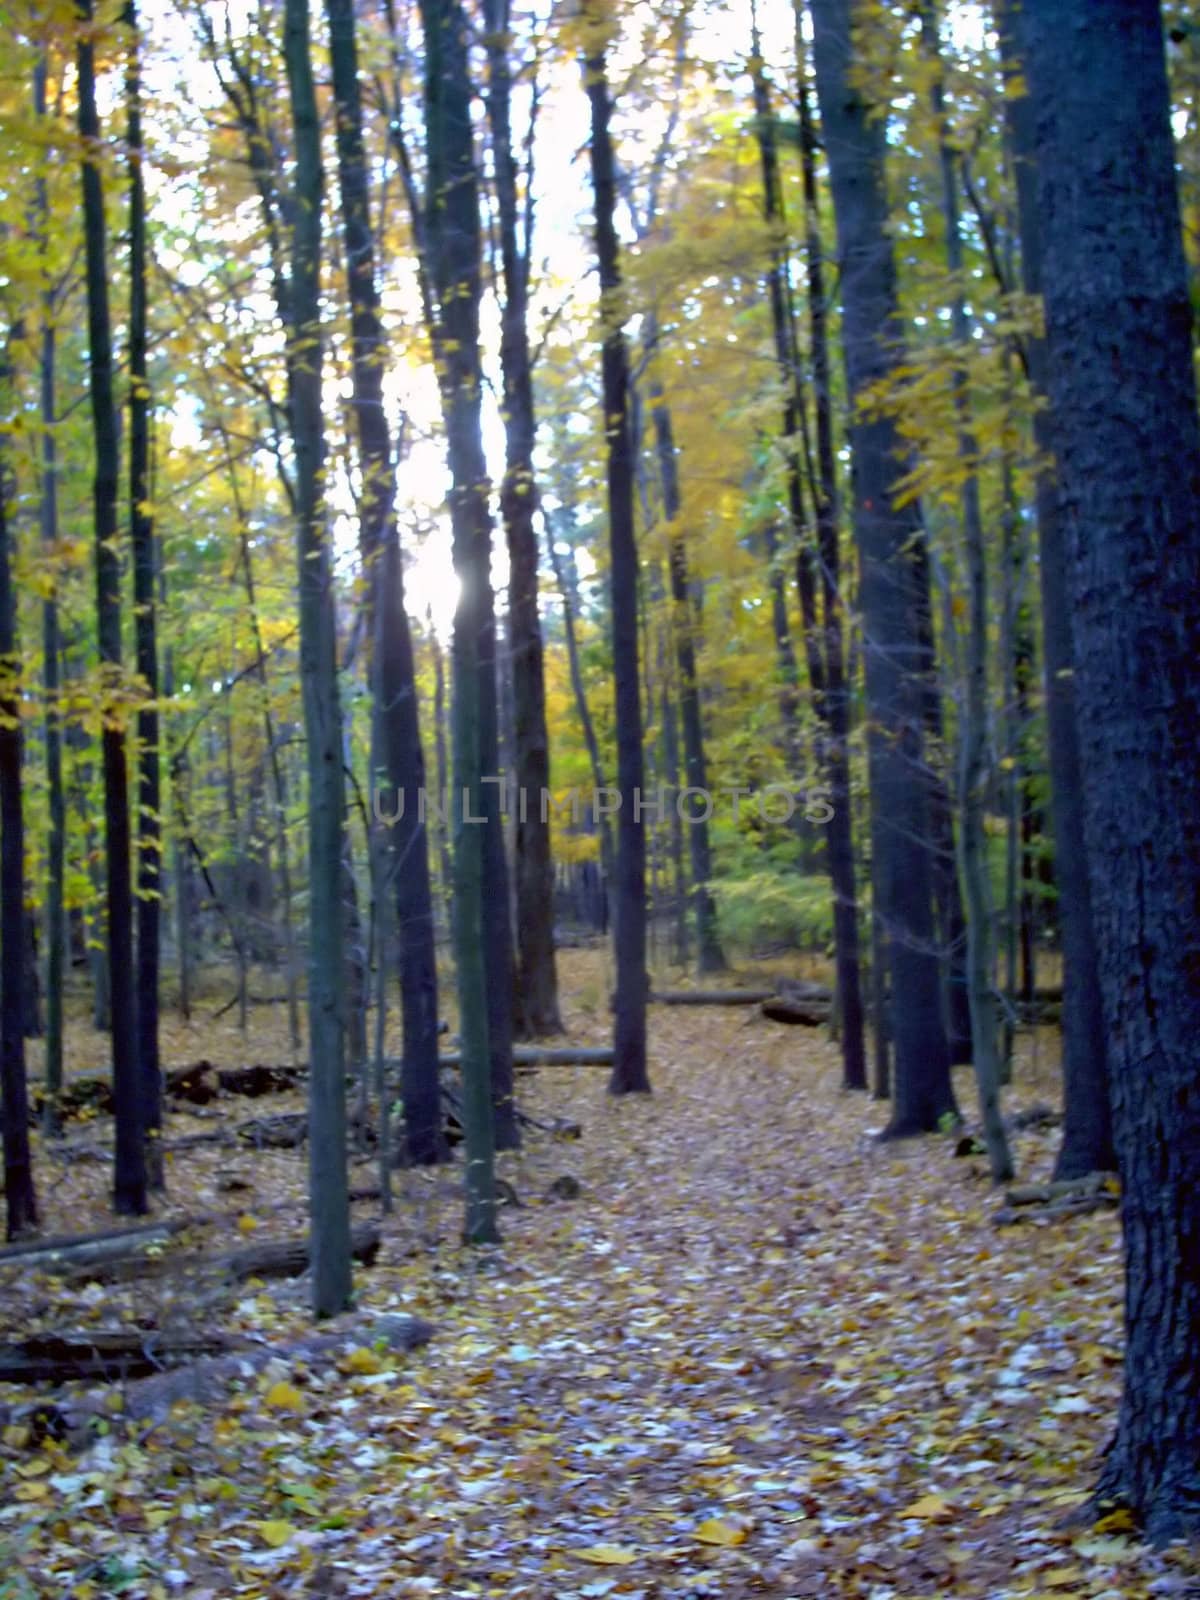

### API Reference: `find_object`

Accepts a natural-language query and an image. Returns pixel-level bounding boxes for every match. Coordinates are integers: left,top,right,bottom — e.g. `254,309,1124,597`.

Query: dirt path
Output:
3,967,1197,1597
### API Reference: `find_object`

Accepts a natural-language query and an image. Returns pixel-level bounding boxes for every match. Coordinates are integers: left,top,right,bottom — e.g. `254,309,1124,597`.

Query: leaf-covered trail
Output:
4,961,1199,1598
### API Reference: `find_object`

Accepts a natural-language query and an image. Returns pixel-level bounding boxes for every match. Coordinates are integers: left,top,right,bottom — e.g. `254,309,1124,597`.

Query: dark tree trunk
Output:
483,0,562,1039
996,0,1114,1180
126,2,163,1190
77,0,146,1216
34,53,64,1137
646,354,724,975
582,7,649,1095
1017,0,1200,1539
421,0,499,1242
809,0,954,1136
326,0,446,1165
430,616,454,932
796,36,867,1091
0,359,38,1239
283,0,352,1317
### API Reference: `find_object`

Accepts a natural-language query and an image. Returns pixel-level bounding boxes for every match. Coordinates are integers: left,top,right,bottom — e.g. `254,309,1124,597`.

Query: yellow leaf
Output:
575,1545,640,1565
252,1519,298,1548
341,1346,384,1375
264,1380,306,1412
901,1493,954,1521
1042,1568,1084,1587
237,1214,258,1234
695,1517,748,1547
1093,1506,1136,1534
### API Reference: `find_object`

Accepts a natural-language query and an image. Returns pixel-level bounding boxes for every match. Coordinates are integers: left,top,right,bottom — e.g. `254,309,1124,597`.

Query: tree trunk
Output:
809,0,954,1136
420,0,499,1243
795,33,867,1091
34,54,65,1137
923,5,1012,1181
282,0,352,1317
582,7,649,1096
126,2,163,1190
77,0,145,1217
479,577,520,1150
483,0,562,1039
0,356,38,1239
996,0,1114,1181
1017,0,1200,1539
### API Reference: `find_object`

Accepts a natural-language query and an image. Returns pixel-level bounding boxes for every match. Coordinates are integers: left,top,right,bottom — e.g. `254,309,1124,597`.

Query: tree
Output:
0,339,38,1240
127,0,163,1189
582,1,649,1096
1017,0,1200,1540
483,0,563,1038
996,0,1114,1182
282,0,352,1316
809,0,954,1136
420,0,500,1242
325,0,447,1167
77,0,145,1216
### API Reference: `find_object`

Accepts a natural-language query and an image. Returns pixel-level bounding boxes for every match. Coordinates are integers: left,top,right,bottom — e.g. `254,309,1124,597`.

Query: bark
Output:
77,0,145,1216
0,356,38,1239
326,0,445,1163
583,8,649,1095
421,0,499,1242
283,0,353,1317
479,575,520,1150
126,3,163,1190
1017,0,1200,1540
809,0,954,1136
795,33,867,1091
996,0,1114,1181
483,0,562,1038
923,5,1012,1182
33,55,64,1138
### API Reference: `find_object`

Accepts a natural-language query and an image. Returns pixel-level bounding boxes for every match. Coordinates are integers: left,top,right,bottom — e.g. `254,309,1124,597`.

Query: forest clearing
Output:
3,951,1194,1600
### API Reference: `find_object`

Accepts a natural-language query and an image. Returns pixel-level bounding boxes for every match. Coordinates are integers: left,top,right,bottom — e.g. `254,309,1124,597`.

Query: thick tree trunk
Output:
283,0,352,1317
0,361,38,1239
77,0,145,1217
34,55,65,1137
126,3,163,1190
1018,0,1200,1539
421,0,499,1242
809,0,954,1136
483,0,561,1039
796,39,867,1092
582,8,649,1096
997,0,1114,1181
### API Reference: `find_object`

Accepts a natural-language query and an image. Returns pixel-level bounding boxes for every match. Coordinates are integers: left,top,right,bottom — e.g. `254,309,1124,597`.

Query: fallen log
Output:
63,1223,383,1289
761,997,832,1026
0,1218,191,1272
164,1061,220,1105
219,1063,306,1097
237,1112,308,1148
0,1328,238,1385
433,1046,612,1068
994,1193,1118,1228
1004,1172,1112,1207
650,987,776,1006
776,978,834,1004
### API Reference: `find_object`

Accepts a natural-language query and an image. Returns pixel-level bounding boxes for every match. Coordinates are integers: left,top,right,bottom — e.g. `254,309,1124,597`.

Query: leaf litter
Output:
2,952,1199,1599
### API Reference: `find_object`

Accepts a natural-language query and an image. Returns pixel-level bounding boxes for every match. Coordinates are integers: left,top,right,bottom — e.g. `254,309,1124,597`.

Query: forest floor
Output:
2,950,1199,1600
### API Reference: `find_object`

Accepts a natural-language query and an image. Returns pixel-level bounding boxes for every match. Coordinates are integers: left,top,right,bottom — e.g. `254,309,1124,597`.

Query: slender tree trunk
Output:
421,0,498,1242
645,343,723,974
997,0,1114,1180
78,0,145,1216
283,0,352,1316
430,616,454,933
0,358,38,1239
1018,0,1200,1538
34,55,64,1137
484,0,561,1038
582,6,649,1095
126,2,163,1189
479,578,520,1150
795,33,867,1090
923,5,1012,1180
809,0,954,1136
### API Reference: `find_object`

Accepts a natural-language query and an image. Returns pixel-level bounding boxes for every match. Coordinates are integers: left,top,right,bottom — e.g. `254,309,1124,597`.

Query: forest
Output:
1,0,1199,1593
